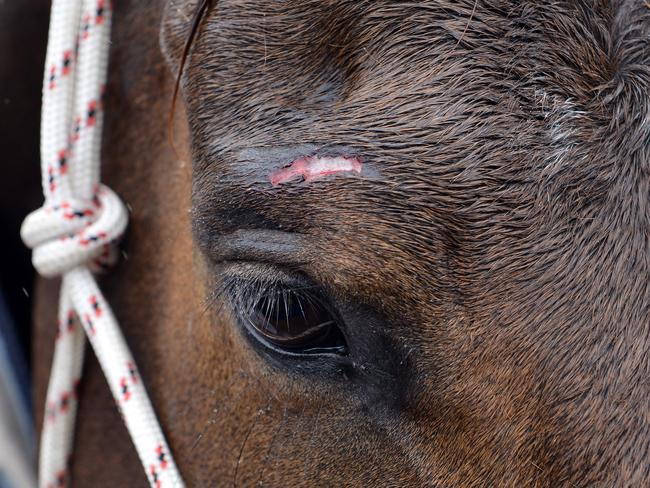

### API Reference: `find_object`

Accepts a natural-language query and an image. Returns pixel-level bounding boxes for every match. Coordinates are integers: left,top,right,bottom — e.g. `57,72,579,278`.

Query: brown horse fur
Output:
30,0,649,486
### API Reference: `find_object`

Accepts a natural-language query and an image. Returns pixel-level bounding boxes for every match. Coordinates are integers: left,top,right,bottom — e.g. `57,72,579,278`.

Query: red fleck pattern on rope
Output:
20,1,184,486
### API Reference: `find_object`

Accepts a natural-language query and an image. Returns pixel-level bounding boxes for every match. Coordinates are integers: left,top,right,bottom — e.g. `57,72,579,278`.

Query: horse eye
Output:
244,289,347,355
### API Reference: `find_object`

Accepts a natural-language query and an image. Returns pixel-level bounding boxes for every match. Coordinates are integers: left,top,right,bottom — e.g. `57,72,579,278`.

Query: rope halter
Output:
21,1,185,486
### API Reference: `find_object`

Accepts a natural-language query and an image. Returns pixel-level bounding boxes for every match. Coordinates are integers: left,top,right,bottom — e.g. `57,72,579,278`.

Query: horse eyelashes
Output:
220,272,347,356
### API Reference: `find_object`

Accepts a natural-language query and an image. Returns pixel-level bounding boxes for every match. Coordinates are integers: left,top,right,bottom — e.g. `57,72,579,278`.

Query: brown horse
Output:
27,0,650,486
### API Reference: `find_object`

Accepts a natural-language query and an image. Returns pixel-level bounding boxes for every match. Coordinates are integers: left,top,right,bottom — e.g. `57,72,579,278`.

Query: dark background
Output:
0,1,51,369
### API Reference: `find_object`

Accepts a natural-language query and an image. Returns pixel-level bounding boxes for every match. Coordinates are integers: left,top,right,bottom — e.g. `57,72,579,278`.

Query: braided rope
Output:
20,1,185,486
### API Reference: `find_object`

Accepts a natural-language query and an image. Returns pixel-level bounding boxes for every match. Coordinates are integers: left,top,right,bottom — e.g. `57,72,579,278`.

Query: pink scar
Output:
269,155,363,186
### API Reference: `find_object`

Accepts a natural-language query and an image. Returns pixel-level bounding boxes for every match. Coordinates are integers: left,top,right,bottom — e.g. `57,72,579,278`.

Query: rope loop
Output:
21,184,128,278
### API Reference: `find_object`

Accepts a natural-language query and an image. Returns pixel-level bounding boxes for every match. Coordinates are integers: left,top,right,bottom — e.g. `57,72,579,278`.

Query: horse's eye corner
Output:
222,272,348,360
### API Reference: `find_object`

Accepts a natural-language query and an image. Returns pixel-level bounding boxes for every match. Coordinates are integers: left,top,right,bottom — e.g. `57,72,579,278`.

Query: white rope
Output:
20,1,185,486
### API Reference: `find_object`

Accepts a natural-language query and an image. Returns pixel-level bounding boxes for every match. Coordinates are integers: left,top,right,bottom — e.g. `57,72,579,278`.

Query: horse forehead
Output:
182,2,544,152
182,1,568,260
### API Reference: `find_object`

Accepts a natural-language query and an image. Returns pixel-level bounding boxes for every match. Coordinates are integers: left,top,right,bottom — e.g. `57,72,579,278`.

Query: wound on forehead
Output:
270,155,363,186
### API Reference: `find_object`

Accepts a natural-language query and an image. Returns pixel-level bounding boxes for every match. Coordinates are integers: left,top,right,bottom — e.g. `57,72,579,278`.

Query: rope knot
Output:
21,184,128,277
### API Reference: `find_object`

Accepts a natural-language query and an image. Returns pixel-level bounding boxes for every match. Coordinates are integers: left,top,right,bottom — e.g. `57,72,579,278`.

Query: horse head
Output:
31,0,650,485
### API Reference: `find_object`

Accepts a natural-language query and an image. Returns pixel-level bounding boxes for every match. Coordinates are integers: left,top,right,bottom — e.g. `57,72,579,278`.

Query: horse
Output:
24,0,650,486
